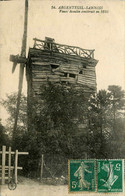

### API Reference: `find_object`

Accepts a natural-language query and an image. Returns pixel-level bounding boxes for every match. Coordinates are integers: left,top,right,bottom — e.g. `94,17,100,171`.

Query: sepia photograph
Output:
0,0,125,195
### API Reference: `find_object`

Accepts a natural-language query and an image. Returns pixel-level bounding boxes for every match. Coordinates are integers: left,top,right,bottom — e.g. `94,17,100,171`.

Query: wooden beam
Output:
18,152,29,155
15,150,18,184
8,147,11,182
0,177,8,180
0,151,29,155
10,55,27,64
0,166,23,170
2,146,6,185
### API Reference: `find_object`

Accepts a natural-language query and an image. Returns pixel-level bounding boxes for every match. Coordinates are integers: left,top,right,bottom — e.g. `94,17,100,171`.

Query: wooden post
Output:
85,152,87,159
92,51,94,58
15,150,18,184
8,147,11,182
2,146,6,185
0,147,28,184
40,154,44,181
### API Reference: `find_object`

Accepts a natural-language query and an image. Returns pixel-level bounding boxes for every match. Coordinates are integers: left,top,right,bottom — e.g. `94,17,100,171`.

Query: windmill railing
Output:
33,38,95,59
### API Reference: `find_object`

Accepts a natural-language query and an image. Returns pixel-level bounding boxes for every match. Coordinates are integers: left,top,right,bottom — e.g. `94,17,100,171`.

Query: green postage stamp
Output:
69,160,95,192
97,160,123,192
68,159,124,193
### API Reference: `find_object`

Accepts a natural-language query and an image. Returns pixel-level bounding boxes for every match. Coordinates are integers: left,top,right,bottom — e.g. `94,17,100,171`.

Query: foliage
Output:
0,119,9,146
1,93,27,139
29,83,89,158
1,84,125,177
88,86,125,158
87,90,110,158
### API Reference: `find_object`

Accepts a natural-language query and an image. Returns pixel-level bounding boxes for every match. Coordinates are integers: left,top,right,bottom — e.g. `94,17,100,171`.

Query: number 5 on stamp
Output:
97,159,124,193
68,160,95,192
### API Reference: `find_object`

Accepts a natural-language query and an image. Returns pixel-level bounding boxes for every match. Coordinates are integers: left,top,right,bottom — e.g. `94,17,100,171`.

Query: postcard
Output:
0,0,125,195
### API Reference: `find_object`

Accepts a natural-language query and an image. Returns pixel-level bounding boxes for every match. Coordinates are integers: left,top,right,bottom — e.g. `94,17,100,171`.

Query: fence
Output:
0,146,28,185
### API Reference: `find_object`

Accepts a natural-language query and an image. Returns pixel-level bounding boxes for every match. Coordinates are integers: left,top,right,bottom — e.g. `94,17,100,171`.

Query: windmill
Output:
10,0,28,138
9,0,98,140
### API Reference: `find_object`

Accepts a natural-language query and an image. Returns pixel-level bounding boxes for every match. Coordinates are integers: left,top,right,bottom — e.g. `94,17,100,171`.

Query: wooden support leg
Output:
8,147,11,182
15,150,18,184
2,146,6,185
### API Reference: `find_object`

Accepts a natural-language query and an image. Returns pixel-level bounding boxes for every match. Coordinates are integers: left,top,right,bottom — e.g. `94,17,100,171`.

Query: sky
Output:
0,0,125,124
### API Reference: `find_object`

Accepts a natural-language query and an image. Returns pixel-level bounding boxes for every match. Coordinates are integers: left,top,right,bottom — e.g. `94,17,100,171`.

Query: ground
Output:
0,176,124,196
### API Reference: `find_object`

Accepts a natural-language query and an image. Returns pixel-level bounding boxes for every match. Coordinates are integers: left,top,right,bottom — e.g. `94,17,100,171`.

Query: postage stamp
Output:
97,159,124,193
68,159,124,193
69,160,95,192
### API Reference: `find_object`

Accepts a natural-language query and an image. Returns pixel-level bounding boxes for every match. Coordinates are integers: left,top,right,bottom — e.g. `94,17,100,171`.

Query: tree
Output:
29,83,91,177
1,85,124,177
88,90,111,158
107,85,125,157
88,85,125,158
108,85,125,131
1,93,27,131
0,119,9,146
1,93,27,148
1,85,90,177
32,83,89,158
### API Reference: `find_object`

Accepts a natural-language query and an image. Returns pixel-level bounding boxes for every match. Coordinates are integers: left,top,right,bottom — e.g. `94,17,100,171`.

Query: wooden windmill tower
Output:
10,0,98,134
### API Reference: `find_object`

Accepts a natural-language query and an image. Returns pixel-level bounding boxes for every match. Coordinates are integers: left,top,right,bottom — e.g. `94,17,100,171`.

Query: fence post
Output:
8,147,11,182
85,152,88,159
2,146,6,185
40,154,44,181
15,150,18,184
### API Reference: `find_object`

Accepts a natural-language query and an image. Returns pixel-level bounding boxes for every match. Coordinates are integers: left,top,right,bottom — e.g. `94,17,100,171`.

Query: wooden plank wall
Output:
27,48,98,97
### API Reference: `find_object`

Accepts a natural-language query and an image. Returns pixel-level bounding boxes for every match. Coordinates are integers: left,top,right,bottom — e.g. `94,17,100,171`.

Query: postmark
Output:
69,160,95,192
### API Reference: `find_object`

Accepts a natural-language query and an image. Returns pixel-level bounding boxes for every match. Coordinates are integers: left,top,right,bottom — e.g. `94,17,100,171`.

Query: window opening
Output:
51,64,59,69
63,73,68,77
69,73,76,78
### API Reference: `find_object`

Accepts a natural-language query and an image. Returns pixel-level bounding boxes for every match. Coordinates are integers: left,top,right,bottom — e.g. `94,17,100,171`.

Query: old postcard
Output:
0,0,125,195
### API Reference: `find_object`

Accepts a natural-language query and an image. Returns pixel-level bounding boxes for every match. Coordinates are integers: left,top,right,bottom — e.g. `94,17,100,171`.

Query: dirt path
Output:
0,177,124,196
